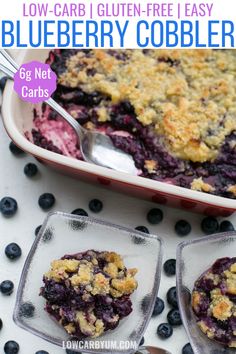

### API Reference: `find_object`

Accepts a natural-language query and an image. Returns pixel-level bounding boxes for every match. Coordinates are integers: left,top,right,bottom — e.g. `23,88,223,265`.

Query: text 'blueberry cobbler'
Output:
40,250,138,339
192,257,236,348
30,49,236,199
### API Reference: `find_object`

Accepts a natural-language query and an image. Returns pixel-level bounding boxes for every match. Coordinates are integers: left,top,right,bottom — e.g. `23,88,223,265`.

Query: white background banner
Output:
0,0,236,48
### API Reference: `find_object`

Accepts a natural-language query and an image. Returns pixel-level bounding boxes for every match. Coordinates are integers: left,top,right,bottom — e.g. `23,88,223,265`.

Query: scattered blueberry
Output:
175,220,191,236
35,225,42,236
201,216,219,234
141,294,151,313
182,343,194,354
0,318,2,330
135,225,149,234
35,351,49,354
0,76,8,91
88,199,103,213
24,163,38,177
167,287,178,308
219,220,234,232
147,208,163,224
163,259,176,276
132,235,146,245
139,337,145,346
19,302,35,318
38,193,55,210
0,280,14,295
167,309,182,326
5,243,22,260
9,141,24,156
0,197,18,217
157,323,173,339
4,340,19,354
71,208,88,217
152,297,165,316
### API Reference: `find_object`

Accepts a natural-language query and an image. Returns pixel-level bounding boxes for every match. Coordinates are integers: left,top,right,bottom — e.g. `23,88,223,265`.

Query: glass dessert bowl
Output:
13,212,163,353
176,231,236,354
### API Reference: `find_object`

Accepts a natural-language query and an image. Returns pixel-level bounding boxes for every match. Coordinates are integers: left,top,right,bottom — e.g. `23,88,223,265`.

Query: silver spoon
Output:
138,346,171,354
0,50,138,175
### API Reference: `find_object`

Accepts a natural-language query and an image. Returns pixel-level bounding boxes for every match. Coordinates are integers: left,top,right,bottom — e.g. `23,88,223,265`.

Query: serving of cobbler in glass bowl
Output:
177,231,236,354
13,212,162,353
30,49,236,200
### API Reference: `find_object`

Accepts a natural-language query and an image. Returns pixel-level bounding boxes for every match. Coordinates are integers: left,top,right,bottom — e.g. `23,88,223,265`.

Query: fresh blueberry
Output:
157,323,173,339
0,76,8,91
0,280,14,295
35,225,42,236
5,243,22,260
35,351,49,354
71,208,88,217
0,197,18,217
163,259,176,276
19,302,35,318
182,343,194,354
88,199,103,213
135,226,149,234
219,220,234,232
139,337,145,346
147,208,163,224
141,294,151,313
24,163,38,177
167,287,178,308
4,340,20,354
175,220,191,236
0,318,2,330
201,216,219,234
38,193,55,210
167,309,182,326
152,297,165,316
9,141,24,156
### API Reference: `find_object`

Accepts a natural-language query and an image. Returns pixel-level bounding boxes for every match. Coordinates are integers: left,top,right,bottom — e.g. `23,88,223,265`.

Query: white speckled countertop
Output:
0,112,235,354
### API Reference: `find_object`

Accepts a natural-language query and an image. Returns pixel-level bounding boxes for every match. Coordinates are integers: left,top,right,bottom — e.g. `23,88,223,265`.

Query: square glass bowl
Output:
176,231,236,354
13,212,163,353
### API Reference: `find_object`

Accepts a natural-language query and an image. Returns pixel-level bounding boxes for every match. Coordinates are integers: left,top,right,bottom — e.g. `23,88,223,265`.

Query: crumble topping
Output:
40,250,138,339
59,49,236,163
190,177,215,193
192,258,236,348
227,185,236,197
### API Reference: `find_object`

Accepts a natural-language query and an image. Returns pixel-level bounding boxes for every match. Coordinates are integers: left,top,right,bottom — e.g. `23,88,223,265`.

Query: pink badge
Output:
14,61,57,104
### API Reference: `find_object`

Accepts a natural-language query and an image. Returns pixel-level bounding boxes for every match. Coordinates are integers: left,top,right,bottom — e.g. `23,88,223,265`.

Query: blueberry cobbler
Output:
40,250,138,338
31,49,236,199
192,257,236,347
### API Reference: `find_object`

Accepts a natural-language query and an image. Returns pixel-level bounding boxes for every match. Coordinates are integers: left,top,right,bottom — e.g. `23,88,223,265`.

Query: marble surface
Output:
0,115,235,354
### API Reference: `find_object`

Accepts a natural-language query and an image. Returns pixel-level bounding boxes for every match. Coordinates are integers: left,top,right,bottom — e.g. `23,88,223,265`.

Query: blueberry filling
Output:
30,49,236,199
192,257,236,347
40,250,138,339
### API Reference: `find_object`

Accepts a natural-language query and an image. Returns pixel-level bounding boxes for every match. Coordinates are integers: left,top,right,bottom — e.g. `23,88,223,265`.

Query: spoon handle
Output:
0,49,84,140
137,346,172,354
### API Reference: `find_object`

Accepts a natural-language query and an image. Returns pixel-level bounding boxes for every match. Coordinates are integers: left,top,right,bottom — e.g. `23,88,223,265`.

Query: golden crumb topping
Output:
224,269,236,295
210,295,233,321
44,251,138,297
198,320,215,339
191,177,215,193
228,185,236,196
59,49,236,163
